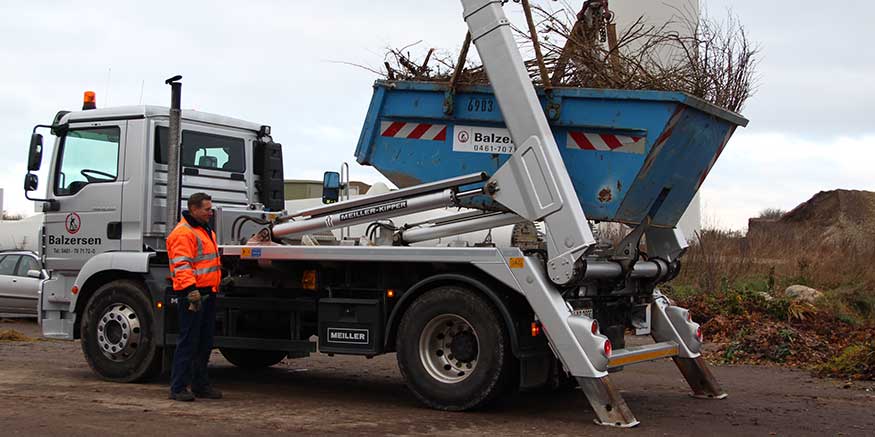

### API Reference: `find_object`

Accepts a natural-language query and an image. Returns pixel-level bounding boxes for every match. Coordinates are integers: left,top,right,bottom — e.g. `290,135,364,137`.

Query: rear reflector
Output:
302,270,317,290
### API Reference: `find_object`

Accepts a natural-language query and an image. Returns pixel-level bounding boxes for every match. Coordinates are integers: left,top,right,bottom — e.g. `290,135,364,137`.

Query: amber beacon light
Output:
82,91,96,110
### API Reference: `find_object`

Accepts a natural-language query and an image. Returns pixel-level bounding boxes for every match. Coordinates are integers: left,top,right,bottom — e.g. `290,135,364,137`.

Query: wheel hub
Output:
418,314,480,384
96,303,141,362
449,331,478,363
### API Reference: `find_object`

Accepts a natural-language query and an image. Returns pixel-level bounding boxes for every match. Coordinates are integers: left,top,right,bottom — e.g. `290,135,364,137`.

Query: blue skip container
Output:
355,80,748,227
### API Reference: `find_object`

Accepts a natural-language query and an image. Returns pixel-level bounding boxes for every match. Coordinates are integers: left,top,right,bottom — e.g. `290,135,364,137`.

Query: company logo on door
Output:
65,212,81,234
48,211,102,255
452,125,515,154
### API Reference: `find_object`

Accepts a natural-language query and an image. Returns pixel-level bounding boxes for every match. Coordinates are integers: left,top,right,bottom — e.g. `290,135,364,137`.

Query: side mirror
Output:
27,270,45,280
28,133,43,171
24,173,38,192
322,171,341,204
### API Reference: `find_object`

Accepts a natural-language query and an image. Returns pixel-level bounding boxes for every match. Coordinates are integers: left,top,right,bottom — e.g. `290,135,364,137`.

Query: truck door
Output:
44,122,125,271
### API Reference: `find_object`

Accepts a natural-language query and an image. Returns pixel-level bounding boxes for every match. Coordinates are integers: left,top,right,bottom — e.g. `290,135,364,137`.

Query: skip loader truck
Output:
24,1,747,427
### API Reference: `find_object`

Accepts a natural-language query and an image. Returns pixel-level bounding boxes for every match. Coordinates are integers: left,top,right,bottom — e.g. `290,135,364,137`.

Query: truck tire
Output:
396,285,517,411
80,279,162,382
220,348,287,369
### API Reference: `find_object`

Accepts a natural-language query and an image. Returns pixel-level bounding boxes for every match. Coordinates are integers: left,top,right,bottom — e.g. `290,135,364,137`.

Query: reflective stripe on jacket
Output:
167,218,221,292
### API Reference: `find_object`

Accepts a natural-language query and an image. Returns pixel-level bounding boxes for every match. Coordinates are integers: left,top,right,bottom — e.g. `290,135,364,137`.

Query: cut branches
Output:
375,1,758,113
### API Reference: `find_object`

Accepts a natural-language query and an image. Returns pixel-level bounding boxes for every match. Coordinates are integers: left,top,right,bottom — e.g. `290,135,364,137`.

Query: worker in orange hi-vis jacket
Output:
166,192,223,402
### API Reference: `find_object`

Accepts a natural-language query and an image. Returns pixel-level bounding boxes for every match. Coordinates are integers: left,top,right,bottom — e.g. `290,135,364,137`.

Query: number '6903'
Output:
467,98,494,112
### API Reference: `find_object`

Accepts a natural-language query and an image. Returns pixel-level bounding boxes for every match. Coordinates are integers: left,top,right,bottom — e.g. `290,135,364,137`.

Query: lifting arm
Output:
460,0,596,285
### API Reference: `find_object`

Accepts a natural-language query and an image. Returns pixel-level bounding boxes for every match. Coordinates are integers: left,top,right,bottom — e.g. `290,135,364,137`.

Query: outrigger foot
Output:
674,356,727,399
577,376,640,428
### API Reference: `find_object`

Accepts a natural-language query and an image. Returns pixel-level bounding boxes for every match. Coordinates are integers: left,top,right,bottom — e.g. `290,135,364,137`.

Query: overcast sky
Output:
1,0,873,230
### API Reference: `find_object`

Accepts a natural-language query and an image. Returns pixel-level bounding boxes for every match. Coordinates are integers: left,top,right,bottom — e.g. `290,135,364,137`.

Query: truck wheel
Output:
396,285,516,411
80,279,162,382
220,348,287,369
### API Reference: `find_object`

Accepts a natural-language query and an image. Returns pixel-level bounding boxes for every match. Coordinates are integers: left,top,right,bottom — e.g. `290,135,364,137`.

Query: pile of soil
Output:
749,189,875,247
781,190,875,244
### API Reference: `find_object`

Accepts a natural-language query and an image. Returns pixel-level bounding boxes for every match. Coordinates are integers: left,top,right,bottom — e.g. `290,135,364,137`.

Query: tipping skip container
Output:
355,81,748,227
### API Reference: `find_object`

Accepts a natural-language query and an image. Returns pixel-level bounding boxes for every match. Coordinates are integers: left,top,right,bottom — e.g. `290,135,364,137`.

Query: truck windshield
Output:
53,127,120,196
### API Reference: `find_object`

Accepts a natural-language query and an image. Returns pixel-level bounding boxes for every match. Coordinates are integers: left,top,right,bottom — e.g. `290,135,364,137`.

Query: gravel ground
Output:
1,318,873,436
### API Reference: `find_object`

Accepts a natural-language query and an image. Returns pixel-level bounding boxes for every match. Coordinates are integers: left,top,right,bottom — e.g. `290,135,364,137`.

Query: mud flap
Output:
673,356,727,399
577,376,640,428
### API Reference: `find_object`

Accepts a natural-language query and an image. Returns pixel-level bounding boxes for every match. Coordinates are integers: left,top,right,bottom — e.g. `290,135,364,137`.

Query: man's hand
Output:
187,289,201,312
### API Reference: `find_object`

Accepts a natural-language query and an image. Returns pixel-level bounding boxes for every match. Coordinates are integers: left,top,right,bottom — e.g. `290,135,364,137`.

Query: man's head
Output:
187,192,213,225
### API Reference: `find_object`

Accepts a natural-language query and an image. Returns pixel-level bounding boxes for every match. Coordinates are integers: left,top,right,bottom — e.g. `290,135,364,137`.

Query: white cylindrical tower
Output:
609,0,703,242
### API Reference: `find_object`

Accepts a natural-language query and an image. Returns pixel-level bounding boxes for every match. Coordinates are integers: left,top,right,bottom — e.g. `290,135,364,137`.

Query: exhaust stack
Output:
164,75,183,236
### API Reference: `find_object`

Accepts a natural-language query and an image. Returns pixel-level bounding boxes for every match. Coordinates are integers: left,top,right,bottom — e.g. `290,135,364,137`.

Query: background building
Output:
284,180,371,201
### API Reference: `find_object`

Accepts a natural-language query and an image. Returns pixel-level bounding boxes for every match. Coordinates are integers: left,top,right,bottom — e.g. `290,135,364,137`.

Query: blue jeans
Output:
170,290,216,394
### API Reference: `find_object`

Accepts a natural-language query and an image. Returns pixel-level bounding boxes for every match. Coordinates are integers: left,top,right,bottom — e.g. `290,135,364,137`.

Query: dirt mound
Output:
750,190,875,247
782,189,875,232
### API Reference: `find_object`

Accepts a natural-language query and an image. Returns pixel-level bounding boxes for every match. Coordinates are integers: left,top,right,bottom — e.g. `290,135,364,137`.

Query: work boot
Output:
169,389,195,402
193,386,223,399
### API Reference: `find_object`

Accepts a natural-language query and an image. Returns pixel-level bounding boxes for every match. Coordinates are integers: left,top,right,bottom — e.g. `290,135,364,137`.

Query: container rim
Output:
374,80,749,128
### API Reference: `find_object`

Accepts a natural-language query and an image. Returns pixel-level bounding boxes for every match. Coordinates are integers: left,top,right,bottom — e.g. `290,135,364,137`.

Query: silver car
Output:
0,250,45,316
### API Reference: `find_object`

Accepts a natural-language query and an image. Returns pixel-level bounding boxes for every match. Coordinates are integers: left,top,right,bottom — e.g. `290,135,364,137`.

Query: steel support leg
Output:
461,0,596,286
577,376,640,428
673,356,727,399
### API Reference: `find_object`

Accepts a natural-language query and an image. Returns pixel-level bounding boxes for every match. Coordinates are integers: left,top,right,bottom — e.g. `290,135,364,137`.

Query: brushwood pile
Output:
378,1,757,113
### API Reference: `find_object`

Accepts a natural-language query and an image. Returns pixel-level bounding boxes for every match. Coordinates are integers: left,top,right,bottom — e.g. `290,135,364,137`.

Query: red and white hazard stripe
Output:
640,107,686,177
380,121,447,141
566,132,645,153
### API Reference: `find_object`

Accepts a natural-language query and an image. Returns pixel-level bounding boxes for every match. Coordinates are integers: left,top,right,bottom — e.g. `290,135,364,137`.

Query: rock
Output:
756,292,774,302
784,285,823,303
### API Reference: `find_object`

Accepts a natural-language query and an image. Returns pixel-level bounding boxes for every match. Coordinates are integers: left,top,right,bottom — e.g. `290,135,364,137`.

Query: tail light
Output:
686,311,692,322
696,326,703,342
531,321,541,337
603,339,612,357
591,319,599,335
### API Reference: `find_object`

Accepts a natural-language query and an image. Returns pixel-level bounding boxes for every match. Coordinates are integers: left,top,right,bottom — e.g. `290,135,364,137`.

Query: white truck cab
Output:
27,102,284,341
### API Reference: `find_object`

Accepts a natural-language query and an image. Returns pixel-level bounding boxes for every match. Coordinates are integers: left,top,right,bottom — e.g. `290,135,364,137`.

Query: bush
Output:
819,342,875,380
757,208,785,219
817,286,875,326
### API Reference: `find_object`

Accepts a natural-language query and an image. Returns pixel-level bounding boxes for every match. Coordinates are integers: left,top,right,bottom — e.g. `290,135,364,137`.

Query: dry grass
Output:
678,226,875,296
0,329,36,342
